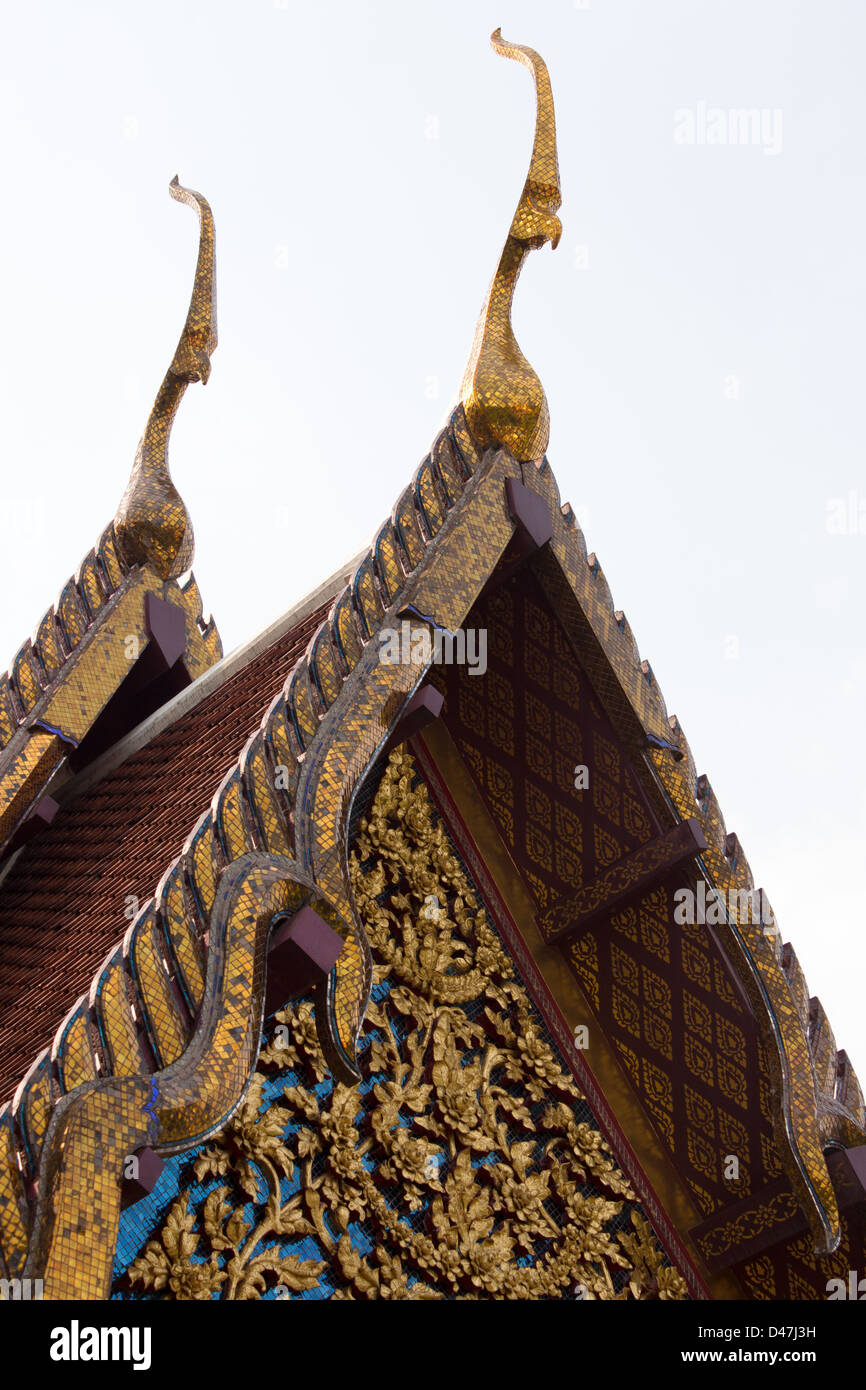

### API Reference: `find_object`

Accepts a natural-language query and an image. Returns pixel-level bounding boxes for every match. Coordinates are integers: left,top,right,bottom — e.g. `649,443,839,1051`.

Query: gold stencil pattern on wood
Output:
120,751,688,1301
515,455,866,1256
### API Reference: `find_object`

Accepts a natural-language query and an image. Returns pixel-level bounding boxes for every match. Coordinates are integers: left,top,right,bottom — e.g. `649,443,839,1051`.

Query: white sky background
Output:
1,1,864,1070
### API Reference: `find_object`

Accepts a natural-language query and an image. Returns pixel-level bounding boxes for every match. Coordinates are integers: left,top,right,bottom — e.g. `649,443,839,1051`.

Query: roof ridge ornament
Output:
113,176,218,580
459,29,562,464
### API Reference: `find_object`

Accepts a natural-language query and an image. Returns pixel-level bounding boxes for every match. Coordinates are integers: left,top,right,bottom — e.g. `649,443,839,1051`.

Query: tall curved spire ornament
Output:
459,29,562,463
113,177,218,580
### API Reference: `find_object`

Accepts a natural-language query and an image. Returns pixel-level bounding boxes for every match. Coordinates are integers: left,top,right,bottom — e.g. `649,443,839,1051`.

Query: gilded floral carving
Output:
120,750,687,1301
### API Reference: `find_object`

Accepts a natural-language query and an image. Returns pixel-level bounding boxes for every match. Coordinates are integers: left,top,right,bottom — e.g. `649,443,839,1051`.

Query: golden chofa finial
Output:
113,176,218,580
459,30,562,463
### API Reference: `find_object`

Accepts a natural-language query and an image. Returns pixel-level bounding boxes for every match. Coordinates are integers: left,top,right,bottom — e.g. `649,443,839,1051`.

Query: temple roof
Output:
0,180,222,864
0,561,355,1103
0,31,862,1301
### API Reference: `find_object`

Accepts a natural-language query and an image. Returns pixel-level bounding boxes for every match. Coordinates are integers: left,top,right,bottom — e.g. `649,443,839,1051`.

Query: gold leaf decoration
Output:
118,750,688,1300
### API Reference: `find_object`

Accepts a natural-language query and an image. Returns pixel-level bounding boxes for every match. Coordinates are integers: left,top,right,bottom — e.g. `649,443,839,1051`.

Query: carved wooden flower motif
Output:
119,751,688,1301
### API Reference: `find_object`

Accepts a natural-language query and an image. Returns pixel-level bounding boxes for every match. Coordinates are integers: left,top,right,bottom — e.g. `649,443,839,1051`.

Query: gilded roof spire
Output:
113,176,217,580
460,30,561,463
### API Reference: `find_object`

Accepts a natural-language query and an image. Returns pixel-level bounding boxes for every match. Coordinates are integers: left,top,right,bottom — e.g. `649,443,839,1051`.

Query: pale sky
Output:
1,1,865,1073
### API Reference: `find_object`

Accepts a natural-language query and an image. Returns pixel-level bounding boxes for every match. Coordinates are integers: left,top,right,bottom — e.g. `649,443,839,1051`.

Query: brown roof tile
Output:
0,599,332,1102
